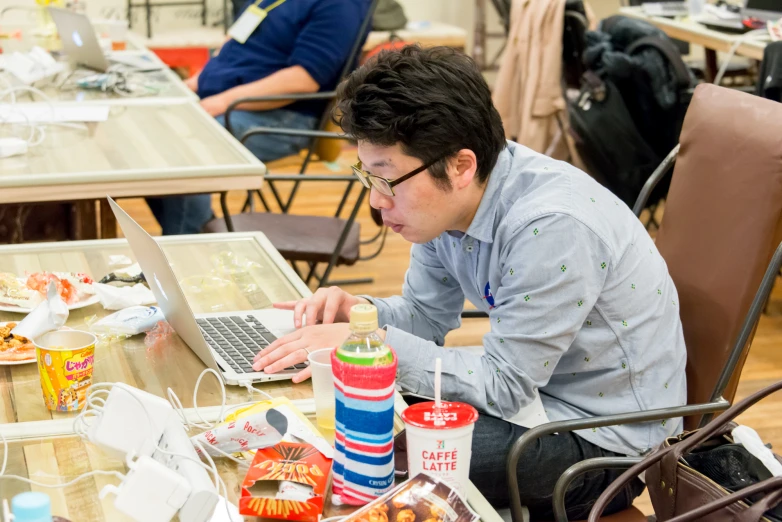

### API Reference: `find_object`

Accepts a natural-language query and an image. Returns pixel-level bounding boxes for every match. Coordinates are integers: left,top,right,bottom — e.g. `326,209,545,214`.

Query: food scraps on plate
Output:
0,322,35,362
0,272,95,308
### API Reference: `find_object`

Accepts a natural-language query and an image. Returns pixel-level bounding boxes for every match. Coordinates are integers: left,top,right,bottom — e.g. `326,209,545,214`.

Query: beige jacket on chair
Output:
493,0,568,156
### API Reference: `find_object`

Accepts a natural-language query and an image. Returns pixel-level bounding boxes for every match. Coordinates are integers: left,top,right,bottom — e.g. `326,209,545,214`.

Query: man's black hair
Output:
335,45,506,189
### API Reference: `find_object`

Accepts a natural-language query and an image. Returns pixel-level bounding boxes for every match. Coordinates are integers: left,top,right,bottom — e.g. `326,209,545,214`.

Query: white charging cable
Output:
713,28,769,86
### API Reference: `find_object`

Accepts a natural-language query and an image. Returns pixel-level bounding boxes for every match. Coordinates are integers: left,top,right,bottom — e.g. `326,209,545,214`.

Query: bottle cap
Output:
12,492,52,522
349,304,378,333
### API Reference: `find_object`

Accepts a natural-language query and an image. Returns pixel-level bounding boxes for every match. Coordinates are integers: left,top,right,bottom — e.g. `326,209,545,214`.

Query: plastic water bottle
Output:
332,304,396,505
336,304,393,367
10,492,71,522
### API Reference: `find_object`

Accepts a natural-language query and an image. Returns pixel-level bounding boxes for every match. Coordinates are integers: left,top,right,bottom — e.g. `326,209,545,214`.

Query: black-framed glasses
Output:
351,155,445,197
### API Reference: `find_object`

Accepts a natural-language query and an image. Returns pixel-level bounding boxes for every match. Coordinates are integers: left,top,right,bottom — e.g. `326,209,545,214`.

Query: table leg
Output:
99,200,118,238
705,48,718,83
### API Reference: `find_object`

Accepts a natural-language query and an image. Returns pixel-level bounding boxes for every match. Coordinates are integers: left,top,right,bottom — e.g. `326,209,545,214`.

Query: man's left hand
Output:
252,323,352,383
200,95,229,117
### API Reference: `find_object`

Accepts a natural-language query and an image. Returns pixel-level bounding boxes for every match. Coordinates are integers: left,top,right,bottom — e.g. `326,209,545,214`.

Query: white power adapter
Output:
101,454,191,522
0,138,28,159
87,383,178,459
154,419,220,522
83,383,220,522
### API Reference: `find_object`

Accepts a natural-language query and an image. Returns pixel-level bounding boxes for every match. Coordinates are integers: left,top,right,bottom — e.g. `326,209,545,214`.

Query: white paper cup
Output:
401,401,479,497
308,348,336,432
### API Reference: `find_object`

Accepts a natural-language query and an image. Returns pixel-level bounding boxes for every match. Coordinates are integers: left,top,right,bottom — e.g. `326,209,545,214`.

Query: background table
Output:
0,231,503,522
0,100,263,240
0,24,262,243
619,6,769,81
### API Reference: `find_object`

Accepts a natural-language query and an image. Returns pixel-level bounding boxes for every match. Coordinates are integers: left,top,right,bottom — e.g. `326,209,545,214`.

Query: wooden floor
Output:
118,149,782,517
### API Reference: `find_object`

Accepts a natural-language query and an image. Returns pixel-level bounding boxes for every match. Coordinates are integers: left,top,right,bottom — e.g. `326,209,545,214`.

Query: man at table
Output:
253,46,687,520
145,0,372,235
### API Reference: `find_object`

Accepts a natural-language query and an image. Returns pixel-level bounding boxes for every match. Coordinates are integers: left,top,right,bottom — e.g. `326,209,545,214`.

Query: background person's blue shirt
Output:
198,0,370,117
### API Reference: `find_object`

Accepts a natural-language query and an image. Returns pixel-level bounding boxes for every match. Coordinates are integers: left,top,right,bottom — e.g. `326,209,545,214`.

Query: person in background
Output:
146,0,372,235
251,46,688,520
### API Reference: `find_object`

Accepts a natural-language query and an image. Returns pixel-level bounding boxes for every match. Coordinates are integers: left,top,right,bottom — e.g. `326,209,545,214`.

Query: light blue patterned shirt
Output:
369,141,687,457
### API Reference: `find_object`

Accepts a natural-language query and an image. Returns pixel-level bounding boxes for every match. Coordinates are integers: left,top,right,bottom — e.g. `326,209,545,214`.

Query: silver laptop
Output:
107,197,305,385
744,0,782,22
49,8,164,72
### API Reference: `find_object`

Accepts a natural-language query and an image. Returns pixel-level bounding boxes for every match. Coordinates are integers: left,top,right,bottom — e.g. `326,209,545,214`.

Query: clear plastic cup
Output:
308,348,336,432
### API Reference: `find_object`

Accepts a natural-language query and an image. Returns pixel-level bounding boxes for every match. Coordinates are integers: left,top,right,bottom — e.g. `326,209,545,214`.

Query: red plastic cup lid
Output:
401,401,479,429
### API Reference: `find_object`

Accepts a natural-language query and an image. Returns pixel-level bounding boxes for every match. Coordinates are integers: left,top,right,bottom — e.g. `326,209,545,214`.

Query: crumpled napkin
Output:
94,283,156,310
11,282,68,340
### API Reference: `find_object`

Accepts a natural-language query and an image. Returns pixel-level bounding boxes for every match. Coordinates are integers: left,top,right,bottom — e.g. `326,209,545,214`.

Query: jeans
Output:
469,413,646,521
145,108,318,235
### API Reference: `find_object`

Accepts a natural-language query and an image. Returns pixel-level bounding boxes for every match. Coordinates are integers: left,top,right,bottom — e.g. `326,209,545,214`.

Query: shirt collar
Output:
454,145,511,244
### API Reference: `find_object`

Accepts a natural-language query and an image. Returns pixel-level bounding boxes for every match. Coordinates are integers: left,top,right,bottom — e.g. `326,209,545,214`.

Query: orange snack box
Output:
240,442,332,522
34,330,96,412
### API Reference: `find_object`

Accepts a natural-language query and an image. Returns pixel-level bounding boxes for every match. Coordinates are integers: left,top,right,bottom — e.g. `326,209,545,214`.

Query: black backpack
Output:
568,15,695,208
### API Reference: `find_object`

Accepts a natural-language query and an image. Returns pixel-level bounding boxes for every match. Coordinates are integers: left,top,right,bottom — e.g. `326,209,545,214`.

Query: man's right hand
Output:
273,287,368,328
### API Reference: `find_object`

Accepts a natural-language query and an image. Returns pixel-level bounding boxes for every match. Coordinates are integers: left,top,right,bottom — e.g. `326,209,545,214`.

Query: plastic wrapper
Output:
98,263,145,286
11,282,69,341
341,474,479,522
192,397,332,459
93,283,156,310
90,306,164,336
144,321,175,350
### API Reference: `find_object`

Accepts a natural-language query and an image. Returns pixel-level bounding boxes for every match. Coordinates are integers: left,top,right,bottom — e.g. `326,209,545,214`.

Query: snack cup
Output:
34,330,96,412
401,401,479,497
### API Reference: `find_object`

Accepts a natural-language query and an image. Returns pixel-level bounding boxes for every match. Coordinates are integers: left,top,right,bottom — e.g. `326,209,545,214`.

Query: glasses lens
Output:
352,165,371,189
368,176,393,196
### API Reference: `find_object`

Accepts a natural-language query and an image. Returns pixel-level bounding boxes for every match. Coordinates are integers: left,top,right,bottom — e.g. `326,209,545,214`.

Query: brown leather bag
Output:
588,380,782,522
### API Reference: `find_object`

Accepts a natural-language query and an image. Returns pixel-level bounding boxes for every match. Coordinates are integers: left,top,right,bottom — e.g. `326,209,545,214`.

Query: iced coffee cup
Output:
400,401,479,497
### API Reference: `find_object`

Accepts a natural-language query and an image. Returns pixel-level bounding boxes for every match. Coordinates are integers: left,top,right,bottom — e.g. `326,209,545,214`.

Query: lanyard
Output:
251,0,287,13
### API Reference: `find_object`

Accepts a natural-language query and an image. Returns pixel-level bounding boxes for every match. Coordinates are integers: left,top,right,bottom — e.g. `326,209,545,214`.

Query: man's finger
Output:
273,301,298,310
263,346,309,374
253,329,301,363
293,299,308,328
321,289,342,325
292,366,312,384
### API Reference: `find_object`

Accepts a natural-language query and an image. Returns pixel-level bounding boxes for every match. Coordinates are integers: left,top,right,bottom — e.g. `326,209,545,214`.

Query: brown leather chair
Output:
507,84,782,522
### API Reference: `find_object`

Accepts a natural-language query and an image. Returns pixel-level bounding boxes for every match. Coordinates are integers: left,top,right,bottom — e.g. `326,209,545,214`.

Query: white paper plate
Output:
0,293,100,314
0,321,36,365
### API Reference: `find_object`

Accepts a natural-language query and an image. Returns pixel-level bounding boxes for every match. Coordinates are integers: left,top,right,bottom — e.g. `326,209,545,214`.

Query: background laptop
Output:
49,8,164,72
695,0,782,31
107,197,305,385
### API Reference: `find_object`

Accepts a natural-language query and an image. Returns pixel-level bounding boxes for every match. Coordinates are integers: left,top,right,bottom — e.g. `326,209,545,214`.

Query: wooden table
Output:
0,99,263,240
619,6,770,81
0,26,196,105
0,233,502,522
0,25,262,243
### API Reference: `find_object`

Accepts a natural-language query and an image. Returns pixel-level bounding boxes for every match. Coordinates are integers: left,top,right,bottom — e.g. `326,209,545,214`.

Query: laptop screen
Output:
746,0,782,17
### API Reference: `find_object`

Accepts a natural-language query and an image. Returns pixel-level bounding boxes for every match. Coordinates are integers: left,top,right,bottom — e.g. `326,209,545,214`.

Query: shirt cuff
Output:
384,326,426,395
357,295,393,330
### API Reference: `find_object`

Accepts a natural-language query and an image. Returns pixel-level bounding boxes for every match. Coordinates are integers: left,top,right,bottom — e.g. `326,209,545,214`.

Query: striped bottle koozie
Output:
330,349,397,505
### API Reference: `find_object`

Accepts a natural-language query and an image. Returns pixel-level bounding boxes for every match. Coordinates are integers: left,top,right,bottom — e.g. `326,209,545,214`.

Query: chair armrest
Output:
224,91,337,134
263,174,357,182
553,457,644,522
507,399,729,522
240,127,353,143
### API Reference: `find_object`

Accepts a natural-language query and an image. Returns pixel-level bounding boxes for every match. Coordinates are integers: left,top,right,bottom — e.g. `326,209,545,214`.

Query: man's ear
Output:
451,149,478,190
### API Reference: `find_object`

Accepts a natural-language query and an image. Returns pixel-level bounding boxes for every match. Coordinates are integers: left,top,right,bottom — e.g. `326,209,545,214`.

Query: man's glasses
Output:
351,155,446,197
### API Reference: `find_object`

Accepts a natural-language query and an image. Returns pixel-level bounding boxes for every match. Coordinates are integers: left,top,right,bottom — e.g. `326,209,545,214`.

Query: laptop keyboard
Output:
196,315,308,374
